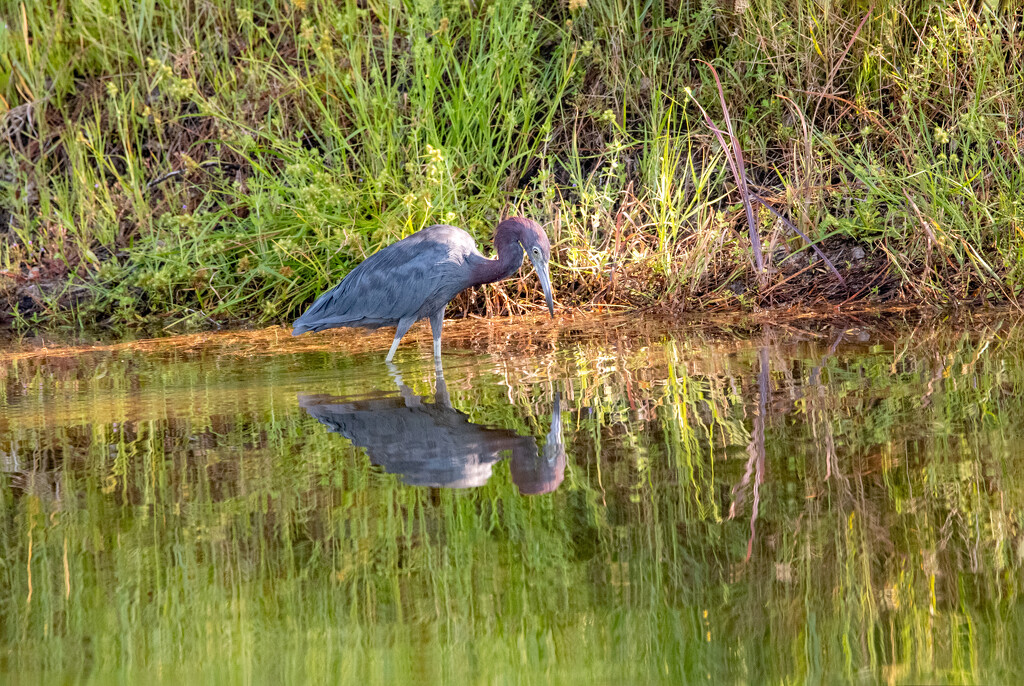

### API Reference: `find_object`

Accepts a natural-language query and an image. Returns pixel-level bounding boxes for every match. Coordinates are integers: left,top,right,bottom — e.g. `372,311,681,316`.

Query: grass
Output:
1,0,1023,333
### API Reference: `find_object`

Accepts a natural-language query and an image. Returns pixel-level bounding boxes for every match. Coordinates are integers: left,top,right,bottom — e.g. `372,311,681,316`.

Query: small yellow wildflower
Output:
426,144,444,163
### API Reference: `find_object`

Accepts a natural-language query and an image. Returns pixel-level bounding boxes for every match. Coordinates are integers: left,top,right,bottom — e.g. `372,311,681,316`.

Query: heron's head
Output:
501,217,555,317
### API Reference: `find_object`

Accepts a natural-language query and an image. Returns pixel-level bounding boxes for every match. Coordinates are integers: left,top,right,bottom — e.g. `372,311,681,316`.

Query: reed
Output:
1,1,1022,332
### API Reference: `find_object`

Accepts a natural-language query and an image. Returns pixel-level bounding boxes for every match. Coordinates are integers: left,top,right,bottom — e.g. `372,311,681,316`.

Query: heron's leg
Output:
385,317,415,363
428,311,444,362
434,366,451,408
385,361,420,407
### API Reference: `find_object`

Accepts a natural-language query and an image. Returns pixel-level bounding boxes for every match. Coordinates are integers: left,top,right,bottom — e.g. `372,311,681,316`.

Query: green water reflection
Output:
1,319,1023,684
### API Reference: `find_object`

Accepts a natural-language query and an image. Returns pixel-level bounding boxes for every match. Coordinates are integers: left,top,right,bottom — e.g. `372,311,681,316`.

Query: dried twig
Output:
146,160,240,190
752,195,844,284
689,61,765,283
688,63,844,287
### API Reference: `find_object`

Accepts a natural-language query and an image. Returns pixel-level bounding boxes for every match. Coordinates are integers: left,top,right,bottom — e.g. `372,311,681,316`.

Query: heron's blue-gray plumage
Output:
298,386,536,489
292,225,499,334
291,217,552,362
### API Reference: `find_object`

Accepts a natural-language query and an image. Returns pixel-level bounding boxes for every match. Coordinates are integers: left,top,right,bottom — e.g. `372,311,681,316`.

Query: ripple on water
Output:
1,314,1022,684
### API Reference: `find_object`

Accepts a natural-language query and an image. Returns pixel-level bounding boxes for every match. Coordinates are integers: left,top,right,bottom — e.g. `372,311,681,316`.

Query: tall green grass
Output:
1,1,1022,331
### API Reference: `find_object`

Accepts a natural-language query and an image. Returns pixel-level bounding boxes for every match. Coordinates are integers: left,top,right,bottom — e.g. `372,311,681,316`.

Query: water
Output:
2,316,1023,684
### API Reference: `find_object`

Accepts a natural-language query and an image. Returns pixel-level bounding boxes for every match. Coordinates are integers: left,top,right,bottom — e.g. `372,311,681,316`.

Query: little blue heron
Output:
291,216,555,362
298,371,565,494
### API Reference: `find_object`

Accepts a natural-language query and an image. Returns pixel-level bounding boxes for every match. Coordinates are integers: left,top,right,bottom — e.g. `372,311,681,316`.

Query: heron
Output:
298,369,565,494
291,216,555,362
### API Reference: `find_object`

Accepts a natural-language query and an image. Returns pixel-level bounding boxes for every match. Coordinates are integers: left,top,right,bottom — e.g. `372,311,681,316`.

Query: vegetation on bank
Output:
1,0,1022,333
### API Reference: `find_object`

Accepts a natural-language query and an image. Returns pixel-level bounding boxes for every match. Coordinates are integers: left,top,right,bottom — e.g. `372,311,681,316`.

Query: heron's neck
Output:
471,230,523,286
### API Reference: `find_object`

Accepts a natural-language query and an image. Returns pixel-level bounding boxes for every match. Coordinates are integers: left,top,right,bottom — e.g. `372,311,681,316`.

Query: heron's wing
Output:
293,225,479,332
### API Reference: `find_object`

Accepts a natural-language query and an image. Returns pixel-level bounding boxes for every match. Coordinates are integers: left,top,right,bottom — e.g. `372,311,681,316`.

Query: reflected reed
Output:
1,316,1023,684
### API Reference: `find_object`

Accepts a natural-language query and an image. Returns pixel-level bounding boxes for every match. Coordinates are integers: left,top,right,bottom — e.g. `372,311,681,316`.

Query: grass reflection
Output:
1,318,1023,684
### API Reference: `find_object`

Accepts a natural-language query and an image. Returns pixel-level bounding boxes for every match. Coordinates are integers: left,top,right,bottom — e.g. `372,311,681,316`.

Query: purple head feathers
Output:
495,217,551,262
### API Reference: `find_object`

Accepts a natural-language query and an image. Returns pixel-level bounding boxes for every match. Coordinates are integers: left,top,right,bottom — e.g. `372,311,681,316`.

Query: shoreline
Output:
1,303,1018,362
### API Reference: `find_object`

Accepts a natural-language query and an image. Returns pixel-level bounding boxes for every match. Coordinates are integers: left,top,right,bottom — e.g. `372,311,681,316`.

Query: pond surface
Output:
2,315,1023,684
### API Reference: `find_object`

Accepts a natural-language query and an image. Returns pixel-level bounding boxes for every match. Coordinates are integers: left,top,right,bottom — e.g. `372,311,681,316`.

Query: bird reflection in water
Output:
298,370,564,495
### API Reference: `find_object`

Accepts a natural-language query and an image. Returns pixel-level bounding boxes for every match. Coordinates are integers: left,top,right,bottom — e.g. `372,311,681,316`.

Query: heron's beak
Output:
530,257,555,317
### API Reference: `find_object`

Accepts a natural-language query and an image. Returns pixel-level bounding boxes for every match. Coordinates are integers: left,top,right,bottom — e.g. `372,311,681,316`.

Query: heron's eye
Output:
532,247,541,258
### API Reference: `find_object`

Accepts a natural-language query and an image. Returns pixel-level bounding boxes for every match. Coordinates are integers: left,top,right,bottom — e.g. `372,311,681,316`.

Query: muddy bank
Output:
2,305,1016,367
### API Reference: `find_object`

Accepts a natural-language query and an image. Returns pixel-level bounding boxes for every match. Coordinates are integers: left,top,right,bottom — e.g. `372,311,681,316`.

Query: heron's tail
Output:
291,311,319,336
